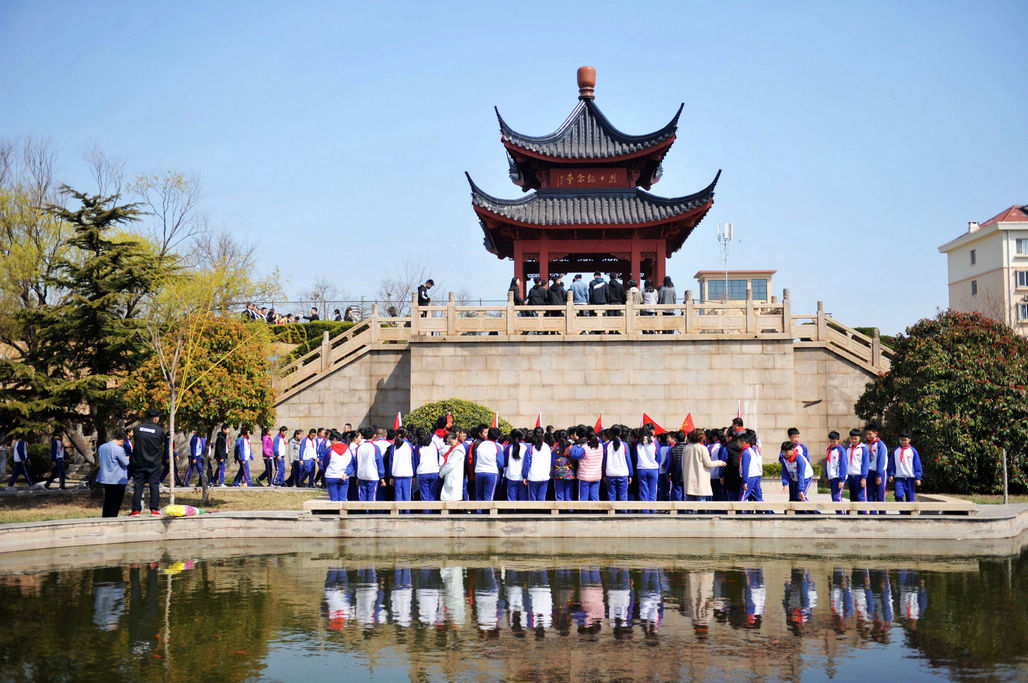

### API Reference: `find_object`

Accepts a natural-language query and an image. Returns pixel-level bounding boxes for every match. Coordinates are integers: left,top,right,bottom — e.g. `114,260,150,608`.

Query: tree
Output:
404,398,512,433
376,257,429,316
130,171,203,264
855,310,1028,493
124,314,276,504
0,187,163,457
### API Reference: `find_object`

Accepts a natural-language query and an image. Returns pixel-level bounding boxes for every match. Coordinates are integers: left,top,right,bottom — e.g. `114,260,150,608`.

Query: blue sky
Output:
2,0,1025,333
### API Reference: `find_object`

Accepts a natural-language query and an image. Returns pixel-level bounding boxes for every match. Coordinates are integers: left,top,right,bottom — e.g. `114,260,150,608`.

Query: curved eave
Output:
495,101,683,162
466,169,720,230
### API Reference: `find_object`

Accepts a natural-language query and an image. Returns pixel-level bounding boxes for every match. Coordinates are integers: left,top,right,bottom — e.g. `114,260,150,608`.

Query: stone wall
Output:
275,348,410,429
274,338,876,457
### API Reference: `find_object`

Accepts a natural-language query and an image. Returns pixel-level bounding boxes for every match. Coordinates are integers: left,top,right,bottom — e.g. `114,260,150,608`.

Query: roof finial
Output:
577,66,596,100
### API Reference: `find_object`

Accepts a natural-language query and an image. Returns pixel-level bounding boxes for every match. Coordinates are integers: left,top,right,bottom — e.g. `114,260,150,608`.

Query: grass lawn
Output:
0,486,326,524
947,493,1028,505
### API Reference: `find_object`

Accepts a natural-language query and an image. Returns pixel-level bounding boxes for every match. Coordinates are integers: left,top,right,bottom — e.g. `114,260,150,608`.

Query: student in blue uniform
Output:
272,426,288,486
845,428,870,513
298,429,319,488
521,431,553,501
779,441,813,504
353,427,386,502
824,431,847,506
6,437,33,489
324,430,354,502
504,429,529,501
888,429,923,507
739,430,763,503
44,429,67,489
473,428,505,502
386,429,416,503
634,429,661,509
602,426,633,502
232,430,253,486
414,428,442,505
865,426,889,514
184,431,206,486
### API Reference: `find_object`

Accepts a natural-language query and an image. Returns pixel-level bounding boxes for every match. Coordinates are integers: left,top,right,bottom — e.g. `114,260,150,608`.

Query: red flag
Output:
491,412,499,429
392,412,401,430
535,412,542,429
680,412,695,434
445,412,453,428
594,414,603,432
642,413,667,435
736,400,742,419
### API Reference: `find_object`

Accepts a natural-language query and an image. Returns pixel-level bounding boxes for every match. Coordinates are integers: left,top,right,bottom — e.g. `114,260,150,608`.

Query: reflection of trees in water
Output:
0,553,1025,680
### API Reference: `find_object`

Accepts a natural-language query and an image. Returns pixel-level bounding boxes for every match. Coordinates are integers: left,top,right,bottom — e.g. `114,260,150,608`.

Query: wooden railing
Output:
273,288,892,401
304,498,976,516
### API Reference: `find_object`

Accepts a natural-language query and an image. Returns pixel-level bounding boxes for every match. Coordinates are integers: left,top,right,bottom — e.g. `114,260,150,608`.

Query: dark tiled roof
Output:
467,171,720,226
497,99,682,160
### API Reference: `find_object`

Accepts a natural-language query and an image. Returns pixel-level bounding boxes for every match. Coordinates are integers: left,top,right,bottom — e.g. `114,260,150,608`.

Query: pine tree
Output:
0,187,163,448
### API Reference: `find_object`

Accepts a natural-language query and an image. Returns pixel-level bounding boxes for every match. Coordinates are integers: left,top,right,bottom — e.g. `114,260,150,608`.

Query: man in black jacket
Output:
720,423,746,502
130,409,166,516
213,425,230,486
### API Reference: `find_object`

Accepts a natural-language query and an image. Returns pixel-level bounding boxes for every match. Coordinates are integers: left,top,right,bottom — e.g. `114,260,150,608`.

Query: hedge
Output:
404,399,513,433
270,321,356,363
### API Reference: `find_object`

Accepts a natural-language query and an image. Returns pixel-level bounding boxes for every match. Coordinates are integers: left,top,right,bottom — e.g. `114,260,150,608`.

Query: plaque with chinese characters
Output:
547,168,630,189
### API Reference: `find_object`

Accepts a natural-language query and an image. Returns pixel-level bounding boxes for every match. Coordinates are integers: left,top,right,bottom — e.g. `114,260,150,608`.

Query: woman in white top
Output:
438,432,465,502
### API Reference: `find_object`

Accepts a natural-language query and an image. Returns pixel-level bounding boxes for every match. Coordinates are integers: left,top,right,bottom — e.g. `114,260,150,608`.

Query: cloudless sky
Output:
2,0,1025,333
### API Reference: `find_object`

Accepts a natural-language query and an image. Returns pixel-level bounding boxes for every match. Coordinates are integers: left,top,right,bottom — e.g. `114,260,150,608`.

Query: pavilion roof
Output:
496,99,683,161
467,170,719,227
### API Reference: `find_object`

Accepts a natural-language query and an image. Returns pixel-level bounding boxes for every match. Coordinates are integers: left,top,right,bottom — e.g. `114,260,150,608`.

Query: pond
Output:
0,537,1025,682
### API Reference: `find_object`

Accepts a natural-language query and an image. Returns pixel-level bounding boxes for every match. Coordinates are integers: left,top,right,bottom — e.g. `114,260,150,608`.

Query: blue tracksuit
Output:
45,437,66,489
602,441,633,502
7,439,33,488
387,440,417,502
779,452,813,502
272,434,287,485
634,441,661,506
889,444,923,504
354,442,385,501
504,443,529,501
299,437,319,488
472,441,505,502
521,446,553,501
866,438,889,513
739,447,763,502
824,444,847,503
845,443,870,510
707,441,725,501
184,433,206,485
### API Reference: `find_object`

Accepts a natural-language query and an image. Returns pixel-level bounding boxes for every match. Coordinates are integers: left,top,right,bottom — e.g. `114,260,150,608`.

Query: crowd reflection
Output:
313,564,933,641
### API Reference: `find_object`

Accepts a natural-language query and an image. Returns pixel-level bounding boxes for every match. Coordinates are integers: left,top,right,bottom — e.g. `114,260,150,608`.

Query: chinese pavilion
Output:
467,66,720,289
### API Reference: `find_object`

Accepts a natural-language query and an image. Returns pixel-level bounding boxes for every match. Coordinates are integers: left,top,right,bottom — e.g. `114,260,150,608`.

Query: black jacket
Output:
214,432,228,461
548,283,567,305
417,284,432,306
607,279,626,305
721,436,745,488
131,420,166,470
527,284,549,306
588,279,608,305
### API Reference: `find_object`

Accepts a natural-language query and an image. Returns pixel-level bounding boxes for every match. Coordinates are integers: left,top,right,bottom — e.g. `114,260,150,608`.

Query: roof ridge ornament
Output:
577,65,596,100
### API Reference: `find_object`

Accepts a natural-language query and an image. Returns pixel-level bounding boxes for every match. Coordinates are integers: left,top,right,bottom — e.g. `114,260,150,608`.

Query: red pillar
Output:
514,241,526,297
539,235,550,285
655,239,667,286
630,234,641,287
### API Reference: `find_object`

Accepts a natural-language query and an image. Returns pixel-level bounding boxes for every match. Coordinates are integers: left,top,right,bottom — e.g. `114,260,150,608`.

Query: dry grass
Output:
947,493,1028,505
0,486,325,524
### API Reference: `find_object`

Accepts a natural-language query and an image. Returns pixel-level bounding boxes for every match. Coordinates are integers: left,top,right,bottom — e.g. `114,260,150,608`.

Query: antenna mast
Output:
716,222,734,301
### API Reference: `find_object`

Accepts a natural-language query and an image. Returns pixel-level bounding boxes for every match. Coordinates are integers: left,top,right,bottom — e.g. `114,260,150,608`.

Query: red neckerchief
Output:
331,442,347,455
785,451,797,463
442,444,460,465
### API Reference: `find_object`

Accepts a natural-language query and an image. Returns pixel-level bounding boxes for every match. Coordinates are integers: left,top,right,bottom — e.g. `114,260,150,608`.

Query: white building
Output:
937,205,1028,335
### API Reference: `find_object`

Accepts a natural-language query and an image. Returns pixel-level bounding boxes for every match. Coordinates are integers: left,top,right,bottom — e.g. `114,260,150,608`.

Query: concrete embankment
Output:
0,504,1026,558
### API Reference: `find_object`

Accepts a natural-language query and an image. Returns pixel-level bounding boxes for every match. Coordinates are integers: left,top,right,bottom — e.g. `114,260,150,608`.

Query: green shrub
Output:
27,443,51,480
270,321,356,363
404,398,513,433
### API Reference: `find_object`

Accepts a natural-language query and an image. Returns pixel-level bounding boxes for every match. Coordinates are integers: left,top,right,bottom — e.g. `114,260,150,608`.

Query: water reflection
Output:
0,542,1025,682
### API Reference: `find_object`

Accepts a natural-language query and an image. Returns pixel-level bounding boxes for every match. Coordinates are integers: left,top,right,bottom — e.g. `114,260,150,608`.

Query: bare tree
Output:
188,229,282,311
83,142,126,198
376,258,429,316
130,171,203,263
300,276,347,319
